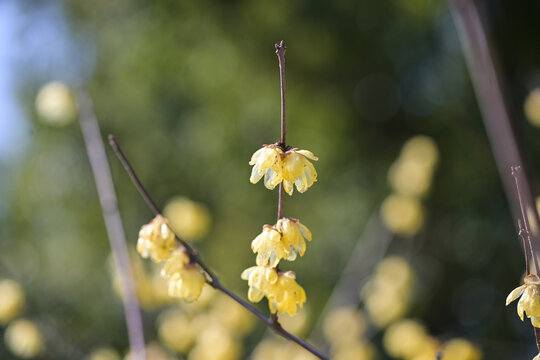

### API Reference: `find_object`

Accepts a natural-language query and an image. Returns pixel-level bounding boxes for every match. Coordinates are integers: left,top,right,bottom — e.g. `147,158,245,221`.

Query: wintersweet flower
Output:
251,225,288,267
249,144,284,190
276,218,312,260
267,271,306,315
281,148,318,195
161,249,205,302
506,274,540,327
241,266,278,303
137,215,176,262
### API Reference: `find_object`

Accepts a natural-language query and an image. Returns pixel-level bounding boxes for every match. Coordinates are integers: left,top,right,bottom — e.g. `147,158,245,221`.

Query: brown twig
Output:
75,89,146,360
276,41,287,222
108,135,330,360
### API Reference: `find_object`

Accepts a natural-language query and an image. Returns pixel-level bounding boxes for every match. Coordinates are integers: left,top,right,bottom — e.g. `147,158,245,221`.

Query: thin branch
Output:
518,220,531,275
512,166,539,274
275,40,287,147
108,135,330,360
75,89,146,360
276,41,287,222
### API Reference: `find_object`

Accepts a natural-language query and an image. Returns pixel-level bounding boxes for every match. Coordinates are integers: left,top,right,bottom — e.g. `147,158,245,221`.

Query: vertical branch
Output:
276,41,287,222
512,167,539,274
449,0,540,272
75,89,146,360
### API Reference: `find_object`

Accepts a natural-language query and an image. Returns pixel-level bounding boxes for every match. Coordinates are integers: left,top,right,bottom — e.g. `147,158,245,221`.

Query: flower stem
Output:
108,135,330,360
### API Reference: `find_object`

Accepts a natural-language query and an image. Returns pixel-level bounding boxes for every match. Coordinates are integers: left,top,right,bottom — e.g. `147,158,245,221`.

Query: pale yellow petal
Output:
506,285,526,305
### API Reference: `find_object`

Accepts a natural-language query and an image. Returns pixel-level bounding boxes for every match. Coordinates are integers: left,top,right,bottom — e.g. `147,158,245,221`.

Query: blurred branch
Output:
449,0,540,273
449,0,540,352
108,135,330,360
75,89,146,360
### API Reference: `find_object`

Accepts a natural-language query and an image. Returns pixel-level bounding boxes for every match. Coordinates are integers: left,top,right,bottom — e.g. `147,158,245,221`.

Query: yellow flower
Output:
0,279,25,325
137,215,176,262
249,144,284,190
276,218,312,260
282,149,318,195
161,249,205,302
267,271,306,315
506,274,540,327
249,145,318,195
241,266,278,302
4,319,44,358
252,225,289,267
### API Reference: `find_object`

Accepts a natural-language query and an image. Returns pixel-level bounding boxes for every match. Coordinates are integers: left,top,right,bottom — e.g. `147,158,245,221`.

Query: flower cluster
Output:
136,215,205,302
506,274,540,327
249,144,318,195
243,143,317,316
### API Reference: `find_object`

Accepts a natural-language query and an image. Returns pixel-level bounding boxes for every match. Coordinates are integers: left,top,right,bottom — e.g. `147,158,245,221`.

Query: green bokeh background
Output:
2,0,540,358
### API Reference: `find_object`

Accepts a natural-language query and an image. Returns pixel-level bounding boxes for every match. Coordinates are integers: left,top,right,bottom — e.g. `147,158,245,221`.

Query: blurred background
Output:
1,0,540,359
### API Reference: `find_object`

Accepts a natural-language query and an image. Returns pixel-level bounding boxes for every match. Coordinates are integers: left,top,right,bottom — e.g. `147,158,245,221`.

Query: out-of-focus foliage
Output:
3,0,540,358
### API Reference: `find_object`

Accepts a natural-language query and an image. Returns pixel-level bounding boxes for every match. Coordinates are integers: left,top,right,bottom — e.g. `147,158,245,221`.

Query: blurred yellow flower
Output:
400,136,439,168
332,341,376,360
383,319,431,359
209,294,255,334
506,274,540,327
4,319,44,358
323,307,367,347
88,347,122,360
35,81,76,126
388,158,434,198
137,215,176,262
249,144,284,189
249,145,318,195
380,194,424,236
164,197,211,241
252,225,289,267
525,88,540,128
252,338,318,360
188,324,241,360
0,279,25,325
267,271,306,315
281,149,318,195
276,217,312,260
241,265,278,302
161,250,205,302
361,256,414,327
440,338,481,360
157,308,195,353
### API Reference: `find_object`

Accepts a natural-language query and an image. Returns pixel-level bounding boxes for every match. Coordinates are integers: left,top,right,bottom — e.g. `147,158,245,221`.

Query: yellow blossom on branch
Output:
252,225,289,267
281,149,318,195
161,249,205,302
251,219,313,267
267,271,306,315
276,218,312,260
241,265,278,303
506,274,540,327
249,145,318,195
249,144,284,190
137,215,176,262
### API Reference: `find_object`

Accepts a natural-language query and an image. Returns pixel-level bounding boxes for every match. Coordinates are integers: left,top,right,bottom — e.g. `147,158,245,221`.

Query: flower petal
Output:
506,285,526,305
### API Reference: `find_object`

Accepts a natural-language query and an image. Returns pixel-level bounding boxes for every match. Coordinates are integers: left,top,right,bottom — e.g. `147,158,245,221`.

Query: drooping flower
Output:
240,266,278,303
249,144,284,190
137,215,176,262
281,149,318,195
161,249,205,302
276,218,312,260
267,271,306,315
251,225,288,267
506,274,540,327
